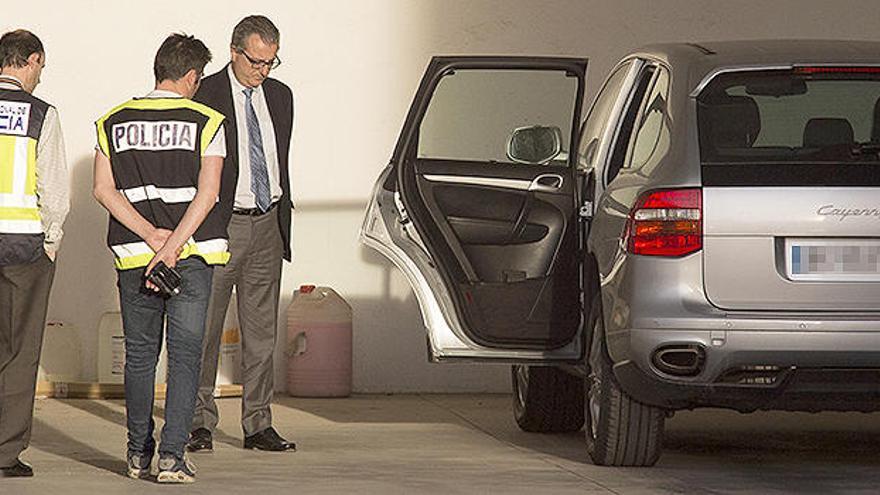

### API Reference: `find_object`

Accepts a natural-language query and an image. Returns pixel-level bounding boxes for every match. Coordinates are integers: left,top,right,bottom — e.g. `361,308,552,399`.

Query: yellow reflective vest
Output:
0,83,48,236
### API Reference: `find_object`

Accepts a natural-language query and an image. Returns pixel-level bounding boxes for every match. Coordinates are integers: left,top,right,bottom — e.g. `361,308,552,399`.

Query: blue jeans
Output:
117,258,213,458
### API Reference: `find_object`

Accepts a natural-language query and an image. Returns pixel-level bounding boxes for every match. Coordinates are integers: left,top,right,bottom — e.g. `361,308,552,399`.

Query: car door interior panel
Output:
409,159,580,347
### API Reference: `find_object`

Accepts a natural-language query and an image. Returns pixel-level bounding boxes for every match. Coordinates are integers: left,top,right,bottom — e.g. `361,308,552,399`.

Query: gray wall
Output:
5,0,880,393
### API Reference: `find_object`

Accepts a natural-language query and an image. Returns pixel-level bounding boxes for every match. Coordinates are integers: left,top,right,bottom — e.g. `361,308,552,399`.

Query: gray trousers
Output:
192,208,283,436
0,254,55,466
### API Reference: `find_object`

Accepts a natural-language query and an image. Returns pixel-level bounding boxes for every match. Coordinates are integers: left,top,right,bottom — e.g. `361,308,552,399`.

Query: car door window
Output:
417,69,579,166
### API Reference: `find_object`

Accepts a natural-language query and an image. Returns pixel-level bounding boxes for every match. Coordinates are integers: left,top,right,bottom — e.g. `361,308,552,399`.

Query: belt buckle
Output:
234,202,275,216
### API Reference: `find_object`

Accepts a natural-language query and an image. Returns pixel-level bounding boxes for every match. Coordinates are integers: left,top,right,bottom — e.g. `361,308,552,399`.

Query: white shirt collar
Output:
144,89,183,99
0,74,25,90
227,64,262,96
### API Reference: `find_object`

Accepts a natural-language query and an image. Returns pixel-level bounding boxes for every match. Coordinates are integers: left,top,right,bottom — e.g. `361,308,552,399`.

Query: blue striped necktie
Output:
244,87,271,212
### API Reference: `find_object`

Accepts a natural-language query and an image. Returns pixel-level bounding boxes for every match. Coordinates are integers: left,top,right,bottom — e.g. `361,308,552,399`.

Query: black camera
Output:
146,261,182,297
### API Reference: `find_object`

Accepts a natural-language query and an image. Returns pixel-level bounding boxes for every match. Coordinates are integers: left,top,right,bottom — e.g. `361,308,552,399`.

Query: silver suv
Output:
361,41,880,466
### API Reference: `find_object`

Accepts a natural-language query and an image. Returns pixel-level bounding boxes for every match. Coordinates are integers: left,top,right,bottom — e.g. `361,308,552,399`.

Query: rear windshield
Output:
697,68,880,186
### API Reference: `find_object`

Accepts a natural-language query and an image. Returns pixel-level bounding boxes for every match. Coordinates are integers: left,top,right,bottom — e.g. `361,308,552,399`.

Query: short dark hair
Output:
0,29,44,68
153,33,212,83
231,15,280,49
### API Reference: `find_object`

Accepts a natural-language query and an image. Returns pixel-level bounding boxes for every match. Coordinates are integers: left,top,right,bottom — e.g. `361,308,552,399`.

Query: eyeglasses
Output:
236,48,281,71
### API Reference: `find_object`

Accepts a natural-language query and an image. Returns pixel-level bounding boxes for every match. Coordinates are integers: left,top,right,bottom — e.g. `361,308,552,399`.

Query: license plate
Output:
787,239,880,282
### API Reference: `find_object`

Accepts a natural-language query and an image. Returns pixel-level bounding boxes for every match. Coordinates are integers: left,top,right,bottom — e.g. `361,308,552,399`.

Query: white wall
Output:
6,0,880,393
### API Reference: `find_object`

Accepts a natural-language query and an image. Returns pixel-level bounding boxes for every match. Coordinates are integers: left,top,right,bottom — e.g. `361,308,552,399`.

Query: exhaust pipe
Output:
652,344,705,377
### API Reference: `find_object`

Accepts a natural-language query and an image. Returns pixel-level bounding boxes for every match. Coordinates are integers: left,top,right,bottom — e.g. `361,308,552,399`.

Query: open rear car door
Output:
361,57,588,362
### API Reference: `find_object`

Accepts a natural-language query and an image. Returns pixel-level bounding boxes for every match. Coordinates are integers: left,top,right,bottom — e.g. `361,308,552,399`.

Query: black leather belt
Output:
232,202,277,216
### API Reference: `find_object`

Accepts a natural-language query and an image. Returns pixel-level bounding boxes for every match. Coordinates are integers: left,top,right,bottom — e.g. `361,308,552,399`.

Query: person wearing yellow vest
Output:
0,29,69,479
93,33,226,484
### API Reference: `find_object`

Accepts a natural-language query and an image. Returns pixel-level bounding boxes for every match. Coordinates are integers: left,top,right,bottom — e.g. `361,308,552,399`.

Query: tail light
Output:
625,188,702,257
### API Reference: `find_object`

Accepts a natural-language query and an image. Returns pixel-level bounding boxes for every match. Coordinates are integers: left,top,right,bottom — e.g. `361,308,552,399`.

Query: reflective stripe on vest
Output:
110,237,230,270
0,133,40,234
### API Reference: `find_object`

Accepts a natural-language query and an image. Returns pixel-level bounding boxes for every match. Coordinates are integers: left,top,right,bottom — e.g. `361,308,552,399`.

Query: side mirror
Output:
506,125,563,165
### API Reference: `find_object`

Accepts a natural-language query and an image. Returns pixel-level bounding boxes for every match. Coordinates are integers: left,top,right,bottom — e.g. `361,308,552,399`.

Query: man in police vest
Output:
0,29,69,479
93,33,227,483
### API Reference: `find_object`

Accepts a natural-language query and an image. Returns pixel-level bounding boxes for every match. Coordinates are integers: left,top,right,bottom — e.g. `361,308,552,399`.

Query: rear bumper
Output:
609,325,880,412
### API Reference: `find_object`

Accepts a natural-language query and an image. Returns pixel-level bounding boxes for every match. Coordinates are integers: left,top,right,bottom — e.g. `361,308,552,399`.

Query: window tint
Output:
697,69,880,186
417,69,579,165
577,61,634,171
698,70,880,162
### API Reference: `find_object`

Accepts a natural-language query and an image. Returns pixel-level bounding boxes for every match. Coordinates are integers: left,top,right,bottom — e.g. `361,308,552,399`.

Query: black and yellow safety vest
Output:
96,97,229,270
0,80,49,264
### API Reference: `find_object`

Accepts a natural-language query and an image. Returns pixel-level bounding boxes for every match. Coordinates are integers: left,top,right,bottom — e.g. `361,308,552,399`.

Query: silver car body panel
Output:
602,253,880,382
703,187,880,311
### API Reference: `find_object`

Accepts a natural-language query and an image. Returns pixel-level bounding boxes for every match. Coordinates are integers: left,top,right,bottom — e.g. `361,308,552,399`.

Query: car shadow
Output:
490,409,880,494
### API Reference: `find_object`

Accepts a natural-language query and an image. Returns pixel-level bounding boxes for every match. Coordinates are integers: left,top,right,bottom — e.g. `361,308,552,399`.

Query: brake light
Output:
625,188,702,257
794,66,880,74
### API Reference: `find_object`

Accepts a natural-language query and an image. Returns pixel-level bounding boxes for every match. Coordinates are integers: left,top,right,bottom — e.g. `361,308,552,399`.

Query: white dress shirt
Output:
227,65,282,209
143,89,226,157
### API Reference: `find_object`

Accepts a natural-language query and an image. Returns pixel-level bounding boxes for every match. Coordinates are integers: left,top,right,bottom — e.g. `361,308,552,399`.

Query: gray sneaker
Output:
157,454,197,484
126,451,153,480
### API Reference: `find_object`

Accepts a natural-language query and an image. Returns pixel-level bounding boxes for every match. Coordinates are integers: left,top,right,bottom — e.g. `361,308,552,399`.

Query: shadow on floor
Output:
272,394,509,425
280,392,880,491
479,410,880,494
59,398,243,449
59,399,248,447
60,398,164,426
30,417,126,478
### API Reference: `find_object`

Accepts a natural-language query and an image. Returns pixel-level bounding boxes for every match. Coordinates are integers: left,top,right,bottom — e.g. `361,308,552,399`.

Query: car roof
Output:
629,40,880,94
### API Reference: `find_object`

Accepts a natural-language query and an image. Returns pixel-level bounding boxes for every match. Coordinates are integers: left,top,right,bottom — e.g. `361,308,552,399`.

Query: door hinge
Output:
393,191,410,225
579,201,593,220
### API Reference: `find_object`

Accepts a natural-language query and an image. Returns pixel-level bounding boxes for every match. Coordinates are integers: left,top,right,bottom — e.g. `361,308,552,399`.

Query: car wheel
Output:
585,298,665,466
511,364,585,433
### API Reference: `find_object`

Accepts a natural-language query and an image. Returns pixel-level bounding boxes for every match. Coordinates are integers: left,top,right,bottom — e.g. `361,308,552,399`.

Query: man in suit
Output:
188,15,295,452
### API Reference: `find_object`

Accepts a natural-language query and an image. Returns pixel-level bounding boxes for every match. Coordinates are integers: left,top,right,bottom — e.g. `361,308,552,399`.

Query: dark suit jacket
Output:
194,65,294,261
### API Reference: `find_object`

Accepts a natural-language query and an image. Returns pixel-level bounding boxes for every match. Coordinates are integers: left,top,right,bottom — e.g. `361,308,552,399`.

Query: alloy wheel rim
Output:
587,321,602,441
588,371,601,441
514,365,529,410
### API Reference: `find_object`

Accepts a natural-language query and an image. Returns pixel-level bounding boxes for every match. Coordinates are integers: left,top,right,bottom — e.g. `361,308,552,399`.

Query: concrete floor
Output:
5,394,880,494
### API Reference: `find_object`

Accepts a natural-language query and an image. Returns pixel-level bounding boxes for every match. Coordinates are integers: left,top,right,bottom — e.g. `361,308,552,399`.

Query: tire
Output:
511,364,585,433
585,298,665,466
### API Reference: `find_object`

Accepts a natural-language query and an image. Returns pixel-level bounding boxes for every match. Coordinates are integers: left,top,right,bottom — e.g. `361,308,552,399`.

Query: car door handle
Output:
528,174,564,193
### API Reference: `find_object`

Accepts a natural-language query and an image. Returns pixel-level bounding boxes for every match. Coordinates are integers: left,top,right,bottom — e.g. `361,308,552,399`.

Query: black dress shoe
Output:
243,427,296,452
186,428,213,453
1,459,33,477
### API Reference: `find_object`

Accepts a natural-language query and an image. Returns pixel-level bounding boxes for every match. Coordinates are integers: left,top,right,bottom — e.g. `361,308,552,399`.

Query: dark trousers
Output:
192,207,283,436
0,254,55,466
118,258,213,458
